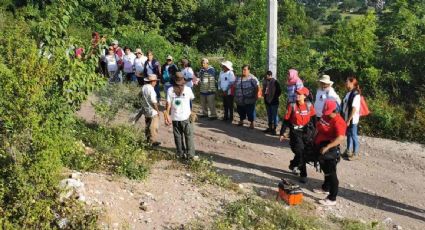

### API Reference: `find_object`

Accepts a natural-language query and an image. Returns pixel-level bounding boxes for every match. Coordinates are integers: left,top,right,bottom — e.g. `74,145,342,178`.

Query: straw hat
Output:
221,61,233,71
318,75,334,85
144,74,158,82
166,55,173,61
174,72,186,85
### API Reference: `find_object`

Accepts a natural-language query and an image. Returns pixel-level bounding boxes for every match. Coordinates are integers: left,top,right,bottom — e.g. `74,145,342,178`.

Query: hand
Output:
320,146,329,155
279,135,288,143
346,121,351,127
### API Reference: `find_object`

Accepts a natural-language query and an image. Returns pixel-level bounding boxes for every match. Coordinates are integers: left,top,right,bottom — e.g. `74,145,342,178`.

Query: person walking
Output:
144,51,162,102
279,87,316,183
123,46,137,82
341,76,361,160
138,74,161,147
134,48,147,86
262,70,281,135
161,55,179,99
218,61,235,122
165,73,196,160
198,58,218,120
235,65,259,129
314,75,341,119
286,69,304,103
313,99,346,206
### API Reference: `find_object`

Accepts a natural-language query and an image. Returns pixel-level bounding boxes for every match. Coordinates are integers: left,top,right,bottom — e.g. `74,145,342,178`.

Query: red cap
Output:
322,99,338,116
296,87,310,96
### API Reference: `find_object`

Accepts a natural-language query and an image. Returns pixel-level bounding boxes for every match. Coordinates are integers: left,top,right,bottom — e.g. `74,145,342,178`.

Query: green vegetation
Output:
0,0,424,228
184,196,380,230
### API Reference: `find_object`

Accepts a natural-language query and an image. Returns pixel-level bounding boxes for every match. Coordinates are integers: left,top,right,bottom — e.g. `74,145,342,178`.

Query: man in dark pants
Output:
218,61,235,121
313,99,346,206
279,87,316,183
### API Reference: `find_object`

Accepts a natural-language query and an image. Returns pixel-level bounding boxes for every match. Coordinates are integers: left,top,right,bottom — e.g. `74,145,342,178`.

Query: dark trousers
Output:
172,119,195,157
137,77,144,86
237,104,256,122
154,83,161,101
223,95,234,120
321,159,338,201
289,129,307,177
266,104,279,126
317,141,339,201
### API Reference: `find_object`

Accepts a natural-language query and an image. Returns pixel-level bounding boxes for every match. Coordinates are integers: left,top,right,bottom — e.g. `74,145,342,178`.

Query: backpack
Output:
290,102,319,170
163,64,176,83
359,96,370,117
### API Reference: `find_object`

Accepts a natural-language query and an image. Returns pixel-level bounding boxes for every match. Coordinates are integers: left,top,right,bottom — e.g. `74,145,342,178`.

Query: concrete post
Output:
267,0,278,78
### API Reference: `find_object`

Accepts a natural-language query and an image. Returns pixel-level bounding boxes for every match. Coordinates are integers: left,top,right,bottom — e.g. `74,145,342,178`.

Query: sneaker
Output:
348,154,360,161
318,198,336,206
313,188,330,195
299,177,307,184
291,167,300,175
341,149,349,158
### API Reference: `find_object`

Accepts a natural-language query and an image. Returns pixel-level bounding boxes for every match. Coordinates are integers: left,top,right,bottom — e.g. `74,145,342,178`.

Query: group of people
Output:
99,38,364,207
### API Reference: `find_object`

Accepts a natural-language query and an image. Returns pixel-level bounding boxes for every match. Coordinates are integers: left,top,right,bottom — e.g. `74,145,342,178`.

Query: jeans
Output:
164,83,172,99
172,119,195,157
201,94,217,117
124,72,137,82
346,124,359,155
222,95,234,120
154,83,161,101
266,104,279,126
237,104,256,122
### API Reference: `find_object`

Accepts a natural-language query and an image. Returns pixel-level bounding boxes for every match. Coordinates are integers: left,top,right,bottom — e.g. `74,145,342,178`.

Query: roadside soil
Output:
77,96,425,229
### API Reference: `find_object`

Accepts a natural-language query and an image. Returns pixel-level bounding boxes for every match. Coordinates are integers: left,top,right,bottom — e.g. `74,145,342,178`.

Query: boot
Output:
263,124,272,133
270,124,277,136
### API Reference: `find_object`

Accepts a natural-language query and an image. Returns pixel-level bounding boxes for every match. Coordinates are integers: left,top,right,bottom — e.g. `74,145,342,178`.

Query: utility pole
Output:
267,0,278,78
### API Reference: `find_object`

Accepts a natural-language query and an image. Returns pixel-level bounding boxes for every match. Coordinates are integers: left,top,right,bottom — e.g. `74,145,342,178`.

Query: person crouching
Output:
279,87,316,183
313,99,347,206
164,72,196,160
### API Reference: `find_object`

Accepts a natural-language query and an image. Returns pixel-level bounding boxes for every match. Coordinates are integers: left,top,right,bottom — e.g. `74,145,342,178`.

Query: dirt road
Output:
77,97,425,229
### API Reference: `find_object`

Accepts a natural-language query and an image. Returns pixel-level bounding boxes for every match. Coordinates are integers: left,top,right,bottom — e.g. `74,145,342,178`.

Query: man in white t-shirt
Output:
139,74,161,146
165,73,196,160
315,75,341,118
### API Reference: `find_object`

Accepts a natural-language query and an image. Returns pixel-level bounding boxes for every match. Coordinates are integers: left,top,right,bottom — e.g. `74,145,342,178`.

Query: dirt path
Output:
77,97,425,229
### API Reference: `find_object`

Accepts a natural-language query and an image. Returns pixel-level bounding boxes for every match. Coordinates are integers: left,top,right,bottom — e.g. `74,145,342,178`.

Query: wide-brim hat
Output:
166,55,173,61
144,74,158,82
174,72,186,85
112,40,119,45
318,75,334,85
221,61,233,71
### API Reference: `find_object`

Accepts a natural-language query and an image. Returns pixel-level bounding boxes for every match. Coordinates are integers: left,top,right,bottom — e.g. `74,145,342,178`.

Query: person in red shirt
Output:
279,87,316,183
313,99,346,206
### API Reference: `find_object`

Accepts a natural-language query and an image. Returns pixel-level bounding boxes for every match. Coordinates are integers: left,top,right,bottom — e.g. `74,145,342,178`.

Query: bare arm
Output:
320,135,345,154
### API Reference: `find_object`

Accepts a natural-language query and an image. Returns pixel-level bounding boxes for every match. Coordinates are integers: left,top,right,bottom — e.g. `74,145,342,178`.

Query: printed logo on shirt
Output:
174,99,182,106
319,118,330,126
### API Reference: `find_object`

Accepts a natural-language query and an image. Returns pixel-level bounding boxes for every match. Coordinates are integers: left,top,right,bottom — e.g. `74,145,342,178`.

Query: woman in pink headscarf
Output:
286,69,304,103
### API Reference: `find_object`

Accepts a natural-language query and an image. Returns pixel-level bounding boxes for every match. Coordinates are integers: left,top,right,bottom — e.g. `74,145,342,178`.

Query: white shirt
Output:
182,67,194,88
343,92,361,124
141,84,158,117
123,52,136,73
167,86,195,121
314,87,342,117
134,56,147,73
106,54,118,72
218,70,236,95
